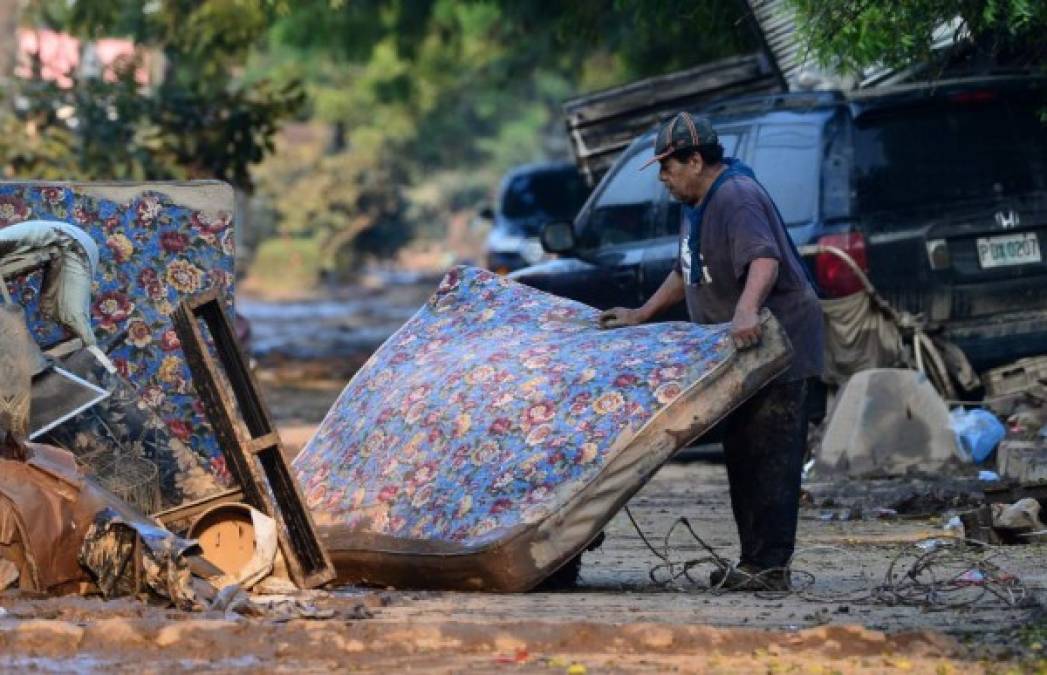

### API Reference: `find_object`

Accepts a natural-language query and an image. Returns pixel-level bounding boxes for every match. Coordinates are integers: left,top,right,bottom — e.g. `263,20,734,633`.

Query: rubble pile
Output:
0,186,324,614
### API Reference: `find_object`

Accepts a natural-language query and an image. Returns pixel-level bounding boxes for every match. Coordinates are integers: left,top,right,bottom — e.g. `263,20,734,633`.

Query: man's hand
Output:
730,305,762,349
599,306,647,329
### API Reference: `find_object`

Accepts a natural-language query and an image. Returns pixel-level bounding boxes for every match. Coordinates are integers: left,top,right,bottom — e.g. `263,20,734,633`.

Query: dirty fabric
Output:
816,369,960,478
0,184,236,494
80,507,204,609
294,266,737,546
819,291,905,386
0,443,95,592
0,303,41,441
0,220,99,345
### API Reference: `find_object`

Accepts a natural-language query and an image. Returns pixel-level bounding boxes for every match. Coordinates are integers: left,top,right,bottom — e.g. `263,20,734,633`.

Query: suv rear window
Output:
748,124,821,226
853,87,1047,215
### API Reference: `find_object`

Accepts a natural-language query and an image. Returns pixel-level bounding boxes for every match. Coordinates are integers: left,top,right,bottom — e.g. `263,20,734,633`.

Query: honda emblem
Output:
995,209,1020,229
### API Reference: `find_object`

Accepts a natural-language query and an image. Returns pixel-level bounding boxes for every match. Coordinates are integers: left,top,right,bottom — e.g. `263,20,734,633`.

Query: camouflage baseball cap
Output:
640,112,719,169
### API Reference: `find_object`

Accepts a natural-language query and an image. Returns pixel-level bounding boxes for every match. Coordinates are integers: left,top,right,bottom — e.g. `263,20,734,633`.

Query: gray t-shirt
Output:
677,175,824,381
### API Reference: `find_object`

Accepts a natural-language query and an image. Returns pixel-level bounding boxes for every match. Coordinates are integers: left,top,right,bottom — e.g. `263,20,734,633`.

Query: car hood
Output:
507,257,597,281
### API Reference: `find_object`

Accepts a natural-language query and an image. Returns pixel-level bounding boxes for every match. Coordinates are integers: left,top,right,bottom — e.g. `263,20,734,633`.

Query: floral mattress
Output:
1,182,236,504
293,266,792,591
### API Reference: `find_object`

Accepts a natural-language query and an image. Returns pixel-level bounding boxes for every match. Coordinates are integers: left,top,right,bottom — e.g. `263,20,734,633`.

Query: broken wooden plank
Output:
173,289,335,589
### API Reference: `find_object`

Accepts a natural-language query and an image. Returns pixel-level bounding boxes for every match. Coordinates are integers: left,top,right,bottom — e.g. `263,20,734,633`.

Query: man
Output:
599,112,824,590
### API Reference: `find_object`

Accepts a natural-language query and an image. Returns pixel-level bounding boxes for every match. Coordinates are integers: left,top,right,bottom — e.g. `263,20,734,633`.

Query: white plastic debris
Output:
978,470,1001,481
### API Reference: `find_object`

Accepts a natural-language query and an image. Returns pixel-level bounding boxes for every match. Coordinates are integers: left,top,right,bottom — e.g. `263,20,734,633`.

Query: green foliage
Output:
248,235,325,295
493,0,756,81
788,0,1047,74
249,123,408,280
245,0,755,271
10,0,761,277
3,0,304,189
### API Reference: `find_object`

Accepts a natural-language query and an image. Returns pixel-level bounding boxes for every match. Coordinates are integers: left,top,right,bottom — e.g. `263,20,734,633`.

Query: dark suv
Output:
484,161,591,274
511,75,1047,374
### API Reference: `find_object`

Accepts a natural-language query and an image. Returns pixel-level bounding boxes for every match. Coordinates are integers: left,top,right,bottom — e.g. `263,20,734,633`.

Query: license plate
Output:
976,232,1041,269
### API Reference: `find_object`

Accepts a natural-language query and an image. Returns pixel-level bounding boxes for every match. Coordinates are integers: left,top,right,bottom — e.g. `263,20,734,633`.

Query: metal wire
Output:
623,505,1028,608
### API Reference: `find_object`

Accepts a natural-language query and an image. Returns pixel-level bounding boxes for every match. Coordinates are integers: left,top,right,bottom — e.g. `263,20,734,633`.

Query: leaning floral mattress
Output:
292,266,792,591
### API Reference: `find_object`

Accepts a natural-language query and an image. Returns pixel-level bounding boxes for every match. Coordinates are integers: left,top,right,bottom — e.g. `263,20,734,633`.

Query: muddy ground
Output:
2,275,1046,673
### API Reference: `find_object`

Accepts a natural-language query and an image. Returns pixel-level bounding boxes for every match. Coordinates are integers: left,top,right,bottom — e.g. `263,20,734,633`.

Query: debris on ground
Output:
0,219,100,347
949,406,1006,464
172,291,335,590
0,202,321,611
814,369,962,478
187,502,279,590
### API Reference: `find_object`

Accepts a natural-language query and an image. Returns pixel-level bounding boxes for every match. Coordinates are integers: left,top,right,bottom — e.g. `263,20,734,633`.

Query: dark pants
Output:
722,377,808,570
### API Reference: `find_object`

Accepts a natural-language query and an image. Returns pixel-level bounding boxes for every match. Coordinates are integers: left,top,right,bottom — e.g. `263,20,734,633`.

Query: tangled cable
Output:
623,506,1028,608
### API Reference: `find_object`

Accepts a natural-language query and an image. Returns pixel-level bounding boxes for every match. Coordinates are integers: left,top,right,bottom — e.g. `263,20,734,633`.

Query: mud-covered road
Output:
2,461,1045,672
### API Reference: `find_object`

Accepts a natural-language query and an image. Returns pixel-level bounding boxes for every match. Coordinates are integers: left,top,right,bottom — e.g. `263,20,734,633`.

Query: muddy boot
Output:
709,562,790,592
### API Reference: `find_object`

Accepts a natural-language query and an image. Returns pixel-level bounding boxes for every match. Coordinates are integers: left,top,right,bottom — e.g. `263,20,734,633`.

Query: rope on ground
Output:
622,505,1028,609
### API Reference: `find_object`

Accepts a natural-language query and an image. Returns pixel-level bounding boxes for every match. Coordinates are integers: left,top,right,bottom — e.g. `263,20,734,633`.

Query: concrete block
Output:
997,440,1047,483
816,369,960,478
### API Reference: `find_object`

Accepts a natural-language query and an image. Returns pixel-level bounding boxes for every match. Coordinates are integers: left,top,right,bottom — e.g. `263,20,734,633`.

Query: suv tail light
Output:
950,90,996,104
815,232,868,297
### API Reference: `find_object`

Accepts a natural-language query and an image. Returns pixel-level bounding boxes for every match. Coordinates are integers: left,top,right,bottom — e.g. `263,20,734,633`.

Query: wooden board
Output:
562,53,781,185
172,289,334,589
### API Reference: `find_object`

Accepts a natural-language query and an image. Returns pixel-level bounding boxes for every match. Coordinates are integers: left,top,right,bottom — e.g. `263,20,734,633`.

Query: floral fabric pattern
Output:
294,266,734,547
0,184,235,499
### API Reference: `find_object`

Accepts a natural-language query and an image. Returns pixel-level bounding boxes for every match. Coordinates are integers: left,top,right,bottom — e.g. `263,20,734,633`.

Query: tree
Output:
244,0,758,280
1,0,304,189
787,0,1046,75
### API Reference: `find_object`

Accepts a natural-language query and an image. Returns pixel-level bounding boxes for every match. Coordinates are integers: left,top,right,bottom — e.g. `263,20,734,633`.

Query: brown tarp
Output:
819,291,905,387
0,443,209,605
0,443,101,592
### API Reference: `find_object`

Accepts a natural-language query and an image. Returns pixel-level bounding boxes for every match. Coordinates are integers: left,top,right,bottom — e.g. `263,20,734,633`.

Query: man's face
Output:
657,154,702,204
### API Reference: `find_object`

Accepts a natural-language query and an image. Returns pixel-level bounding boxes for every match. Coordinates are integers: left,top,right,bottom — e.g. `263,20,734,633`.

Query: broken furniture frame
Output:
152,486,245,533
173,289,335,589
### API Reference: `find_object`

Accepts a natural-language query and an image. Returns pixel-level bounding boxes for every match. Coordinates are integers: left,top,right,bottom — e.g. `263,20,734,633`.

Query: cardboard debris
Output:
961,495,1047,545
992,497,1045,532
0,558,18,591
188,502,279,590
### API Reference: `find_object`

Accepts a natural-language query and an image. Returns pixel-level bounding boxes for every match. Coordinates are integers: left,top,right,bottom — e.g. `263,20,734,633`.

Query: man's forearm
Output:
638,269,686,321
737,258,778,313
